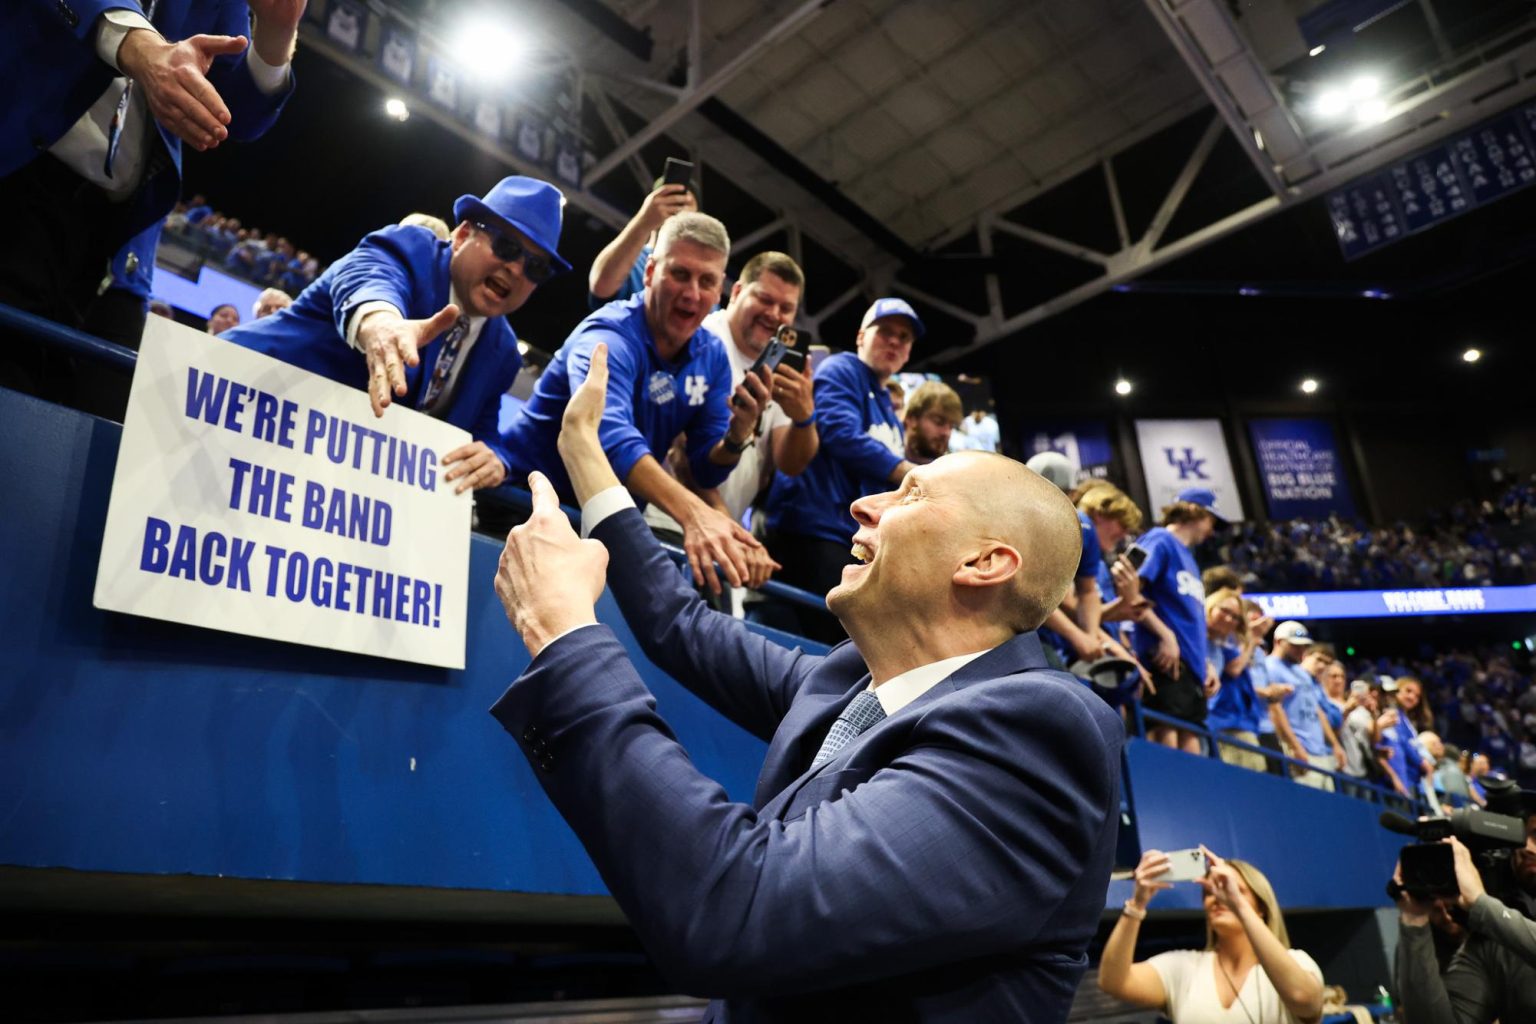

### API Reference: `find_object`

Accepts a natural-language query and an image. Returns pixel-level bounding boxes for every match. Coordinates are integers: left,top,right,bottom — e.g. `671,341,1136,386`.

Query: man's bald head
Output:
956,452,1084,631
831,451,1085,642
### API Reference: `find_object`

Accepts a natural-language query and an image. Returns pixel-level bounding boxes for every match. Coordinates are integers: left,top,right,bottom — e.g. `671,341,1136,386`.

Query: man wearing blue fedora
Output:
224,175,569,492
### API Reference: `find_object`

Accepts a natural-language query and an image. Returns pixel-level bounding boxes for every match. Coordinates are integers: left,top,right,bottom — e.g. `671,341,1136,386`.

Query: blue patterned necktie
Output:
418,315,470,412
810,690,886,770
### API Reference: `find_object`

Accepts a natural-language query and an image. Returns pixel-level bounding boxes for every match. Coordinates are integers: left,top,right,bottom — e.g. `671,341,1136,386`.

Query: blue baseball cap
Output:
860,297,925,339
453,175,571,272
1176,487,1227,522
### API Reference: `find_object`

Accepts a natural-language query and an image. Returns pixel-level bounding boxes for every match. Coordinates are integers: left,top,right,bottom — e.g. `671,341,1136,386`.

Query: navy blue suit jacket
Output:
223,225,523,469
2,0,294,251
491,507,1125,1022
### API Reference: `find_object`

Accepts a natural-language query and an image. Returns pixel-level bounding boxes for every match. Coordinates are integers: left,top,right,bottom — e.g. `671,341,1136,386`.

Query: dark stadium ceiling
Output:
263,0,1536,367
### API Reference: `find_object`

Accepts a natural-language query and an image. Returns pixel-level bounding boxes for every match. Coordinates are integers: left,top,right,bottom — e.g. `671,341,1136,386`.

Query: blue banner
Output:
1249,586,1536,620
1021,420,1117,482
1249,418,1356,520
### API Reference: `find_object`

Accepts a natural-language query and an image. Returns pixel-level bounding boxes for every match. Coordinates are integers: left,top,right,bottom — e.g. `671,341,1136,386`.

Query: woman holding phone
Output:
1099,846,1325,1023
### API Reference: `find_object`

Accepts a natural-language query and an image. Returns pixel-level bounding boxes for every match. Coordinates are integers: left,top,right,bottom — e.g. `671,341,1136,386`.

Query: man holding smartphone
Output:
588,159,699,308
645,251,818,543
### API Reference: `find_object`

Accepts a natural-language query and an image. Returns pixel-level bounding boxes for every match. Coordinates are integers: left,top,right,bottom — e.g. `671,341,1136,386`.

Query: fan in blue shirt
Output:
1266,622,1346,791
1128,488,1224,752
762,298,922,641
502,213,773,596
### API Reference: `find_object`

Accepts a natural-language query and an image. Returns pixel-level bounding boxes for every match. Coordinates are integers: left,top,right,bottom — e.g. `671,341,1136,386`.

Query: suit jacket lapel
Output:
755,631,1054,818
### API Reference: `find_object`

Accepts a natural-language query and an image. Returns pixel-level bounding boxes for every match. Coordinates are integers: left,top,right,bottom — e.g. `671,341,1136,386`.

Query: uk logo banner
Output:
1134,419,1245,521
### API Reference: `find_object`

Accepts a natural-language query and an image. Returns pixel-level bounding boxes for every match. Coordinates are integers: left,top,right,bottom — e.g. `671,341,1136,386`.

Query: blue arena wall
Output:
0,386,1399,914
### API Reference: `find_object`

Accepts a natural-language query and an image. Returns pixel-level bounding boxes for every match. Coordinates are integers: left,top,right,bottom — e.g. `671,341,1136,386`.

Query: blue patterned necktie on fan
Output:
104,0,160,178
810,690,886,770
418,315,471,411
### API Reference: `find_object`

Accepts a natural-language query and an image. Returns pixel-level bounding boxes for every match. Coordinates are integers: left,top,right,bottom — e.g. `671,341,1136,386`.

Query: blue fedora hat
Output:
453,176,571,272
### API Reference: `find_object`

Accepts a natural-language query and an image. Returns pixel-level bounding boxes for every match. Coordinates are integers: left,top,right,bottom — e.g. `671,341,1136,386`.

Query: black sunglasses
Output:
472,221,557,283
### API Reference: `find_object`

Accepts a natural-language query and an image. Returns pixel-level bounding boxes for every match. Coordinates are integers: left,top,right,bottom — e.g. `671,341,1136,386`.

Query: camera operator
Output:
1394,817,1536,1023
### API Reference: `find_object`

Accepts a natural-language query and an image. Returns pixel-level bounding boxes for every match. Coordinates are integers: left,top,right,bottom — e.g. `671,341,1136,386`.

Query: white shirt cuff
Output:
580,486,636,538
245,35,292,95
97,10,159,72
345,301,403,351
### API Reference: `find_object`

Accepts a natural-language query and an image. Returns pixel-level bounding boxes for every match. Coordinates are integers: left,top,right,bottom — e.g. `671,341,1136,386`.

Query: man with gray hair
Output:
502,211,776,593
252,287,292,320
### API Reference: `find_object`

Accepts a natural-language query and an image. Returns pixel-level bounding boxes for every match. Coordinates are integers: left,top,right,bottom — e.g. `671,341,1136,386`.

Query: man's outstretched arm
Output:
551,344,814,735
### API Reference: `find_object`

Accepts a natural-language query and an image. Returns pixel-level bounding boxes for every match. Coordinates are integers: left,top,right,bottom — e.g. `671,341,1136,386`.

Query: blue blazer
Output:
492,508,1125,1023
222,225,523,469
3,1,294,250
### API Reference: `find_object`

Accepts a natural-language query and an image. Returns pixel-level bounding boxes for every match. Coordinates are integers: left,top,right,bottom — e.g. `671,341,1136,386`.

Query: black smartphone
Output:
1125,546,1148,572
734,326,792,407
662,157,694,188
778,348,806,373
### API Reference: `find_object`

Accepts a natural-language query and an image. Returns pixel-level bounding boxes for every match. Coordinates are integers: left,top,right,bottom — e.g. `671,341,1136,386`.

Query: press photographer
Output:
1390,786,1536,1023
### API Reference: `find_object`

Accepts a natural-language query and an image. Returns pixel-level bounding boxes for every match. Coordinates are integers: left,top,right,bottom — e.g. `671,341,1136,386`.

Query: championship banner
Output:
378,20,417,86
94,319,473,669
1248,418,1356,520
1134,418,1244,520
1020,419,1117,482
325,0,367,53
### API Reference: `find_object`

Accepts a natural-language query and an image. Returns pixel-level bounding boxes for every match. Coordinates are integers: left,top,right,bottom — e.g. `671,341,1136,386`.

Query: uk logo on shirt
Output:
684,375,709,407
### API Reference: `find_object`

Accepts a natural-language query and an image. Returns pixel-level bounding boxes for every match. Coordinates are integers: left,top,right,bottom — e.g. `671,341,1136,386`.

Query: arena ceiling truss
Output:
303,0,1536,363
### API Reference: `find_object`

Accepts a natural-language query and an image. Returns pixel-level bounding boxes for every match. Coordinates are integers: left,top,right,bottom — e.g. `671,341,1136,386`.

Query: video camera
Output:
1384,778,1534,908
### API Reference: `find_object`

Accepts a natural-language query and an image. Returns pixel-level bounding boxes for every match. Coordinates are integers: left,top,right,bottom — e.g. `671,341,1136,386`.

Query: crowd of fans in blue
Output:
55,170,1536,810
165,195,321,296
1207,482,1536,592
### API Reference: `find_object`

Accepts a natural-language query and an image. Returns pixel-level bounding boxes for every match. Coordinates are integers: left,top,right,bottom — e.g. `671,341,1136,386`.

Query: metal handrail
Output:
0,302,138,373
1130,703,1428,814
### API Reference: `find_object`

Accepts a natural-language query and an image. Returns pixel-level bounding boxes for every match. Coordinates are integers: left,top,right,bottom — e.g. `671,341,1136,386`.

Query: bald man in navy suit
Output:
490,345,1124,1022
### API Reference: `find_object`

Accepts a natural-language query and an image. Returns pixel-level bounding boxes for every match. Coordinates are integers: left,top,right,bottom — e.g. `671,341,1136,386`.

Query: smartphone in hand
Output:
662,157,694,188
1160,848,1209,883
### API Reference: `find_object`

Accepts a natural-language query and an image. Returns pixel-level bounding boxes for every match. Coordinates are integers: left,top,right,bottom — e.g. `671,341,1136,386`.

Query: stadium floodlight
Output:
1313,88,1349,120
453,12,529,82
1463,348,1482,363
1114,378,1133,397
1309,45,1326,57
1355,99,1389,125
384,97,409,122
1300,378,1320,395
1348,75,1380,99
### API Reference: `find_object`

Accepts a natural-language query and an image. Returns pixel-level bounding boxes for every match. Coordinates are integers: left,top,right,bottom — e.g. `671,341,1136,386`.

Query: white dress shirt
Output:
50,11,290,198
